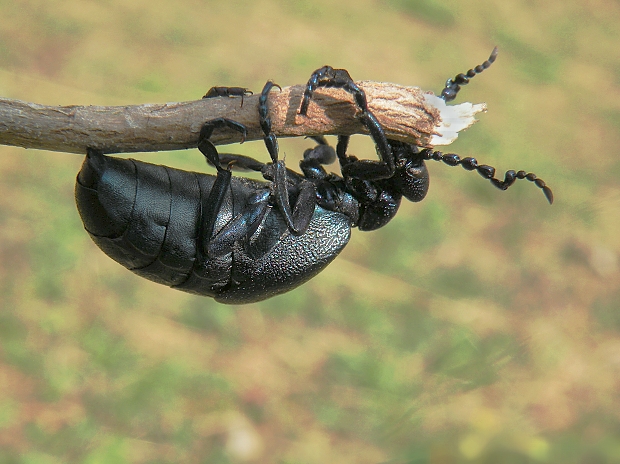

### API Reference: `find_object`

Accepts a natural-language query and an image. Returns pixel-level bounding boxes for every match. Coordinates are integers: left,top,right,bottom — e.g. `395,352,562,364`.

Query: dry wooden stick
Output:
0,81,486,155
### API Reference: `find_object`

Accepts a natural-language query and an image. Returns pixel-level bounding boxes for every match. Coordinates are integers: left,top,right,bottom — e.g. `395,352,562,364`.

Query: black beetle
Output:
75,48,552,304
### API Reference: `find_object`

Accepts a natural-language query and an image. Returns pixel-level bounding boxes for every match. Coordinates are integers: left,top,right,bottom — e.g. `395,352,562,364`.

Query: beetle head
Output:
391,141,430,203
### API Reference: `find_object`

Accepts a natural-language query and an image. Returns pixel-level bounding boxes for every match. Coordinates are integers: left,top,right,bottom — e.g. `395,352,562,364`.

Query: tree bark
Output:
0,81,453,155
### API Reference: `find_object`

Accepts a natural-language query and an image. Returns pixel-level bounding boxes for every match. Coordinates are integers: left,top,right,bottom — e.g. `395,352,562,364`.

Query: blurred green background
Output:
0,0,619,462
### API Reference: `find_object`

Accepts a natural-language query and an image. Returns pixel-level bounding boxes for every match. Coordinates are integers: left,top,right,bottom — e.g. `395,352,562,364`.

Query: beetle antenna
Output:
421,149,553,204
440,46,498,102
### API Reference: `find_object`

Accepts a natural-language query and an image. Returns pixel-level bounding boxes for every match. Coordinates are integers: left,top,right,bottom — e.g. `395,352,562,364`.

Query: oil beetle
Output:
75,48,552,304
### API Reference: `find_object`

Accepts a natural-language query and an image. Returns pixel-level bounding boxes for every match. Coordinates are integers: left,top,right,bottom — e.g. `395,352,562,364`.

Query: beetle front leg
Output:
260,80,316,236
340,111,395,181
299,66,368,116
298,66,395,181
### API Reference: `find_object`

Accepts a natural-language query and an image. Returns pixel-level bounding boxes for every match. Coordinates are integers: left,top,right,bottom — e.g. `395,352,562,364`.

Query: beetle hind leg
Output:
197,118,247,172
210,153,267,172
202,86,253,107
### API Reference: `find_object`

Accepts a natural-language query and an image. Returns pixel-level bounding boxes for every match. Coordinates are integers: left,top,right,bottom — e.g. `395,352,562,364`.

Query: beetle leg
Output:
303,136,336,165
440,47,498,102
298,66,395,181
339,111,395,181
203,153,266,172
198,118,247,171
196,119,243,245
197,119,249,234
203,86,253,107
259,80,316,236
333,135,383,204
207,189,271,258
196,117,293,259
299,136,336,180
197,118,250,246
298,66,367,116
210,153,306,187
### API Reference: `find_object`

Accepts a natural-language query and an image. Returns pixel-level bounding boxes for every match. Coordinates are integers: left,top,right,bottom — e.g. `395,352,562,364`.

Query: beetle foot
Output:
203,86,253,107
299,67,395,181
298,66,367,116
198,118,248,171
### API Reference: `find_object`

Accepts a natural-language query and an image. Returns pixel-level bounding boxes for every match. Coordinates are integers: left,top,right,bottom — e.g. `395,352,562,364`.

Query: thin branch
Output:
0,81,485,155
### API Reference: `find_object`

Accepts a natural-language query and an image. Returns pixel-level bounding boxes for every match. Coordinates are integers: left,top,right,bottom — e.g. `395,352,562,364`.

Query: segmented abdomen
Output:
75,150,353,303
75,150,221,293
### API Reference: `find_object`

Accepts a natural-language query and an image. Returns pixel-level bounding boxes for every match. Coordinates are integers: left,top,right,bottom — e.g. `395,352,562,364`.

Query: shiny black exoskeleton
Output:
75,119,352,304
75,48,552,304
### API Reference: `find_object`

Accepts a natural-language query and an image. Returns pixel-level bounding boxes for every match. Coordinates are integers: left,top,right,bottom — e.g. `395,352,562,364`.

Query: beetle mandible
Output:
75,48,552,304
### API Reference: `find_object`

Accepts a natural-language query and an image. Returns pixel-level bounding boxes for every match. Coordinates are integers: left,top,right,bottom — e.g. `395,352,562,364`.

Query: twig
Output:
0,81,485,155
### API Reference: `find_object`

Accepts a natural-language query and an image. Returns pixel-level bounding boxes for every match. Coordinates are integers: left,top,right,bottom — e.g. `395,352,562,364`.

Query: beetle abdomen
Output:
75,150,353,303
75,150,204,288
218,206,352,304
